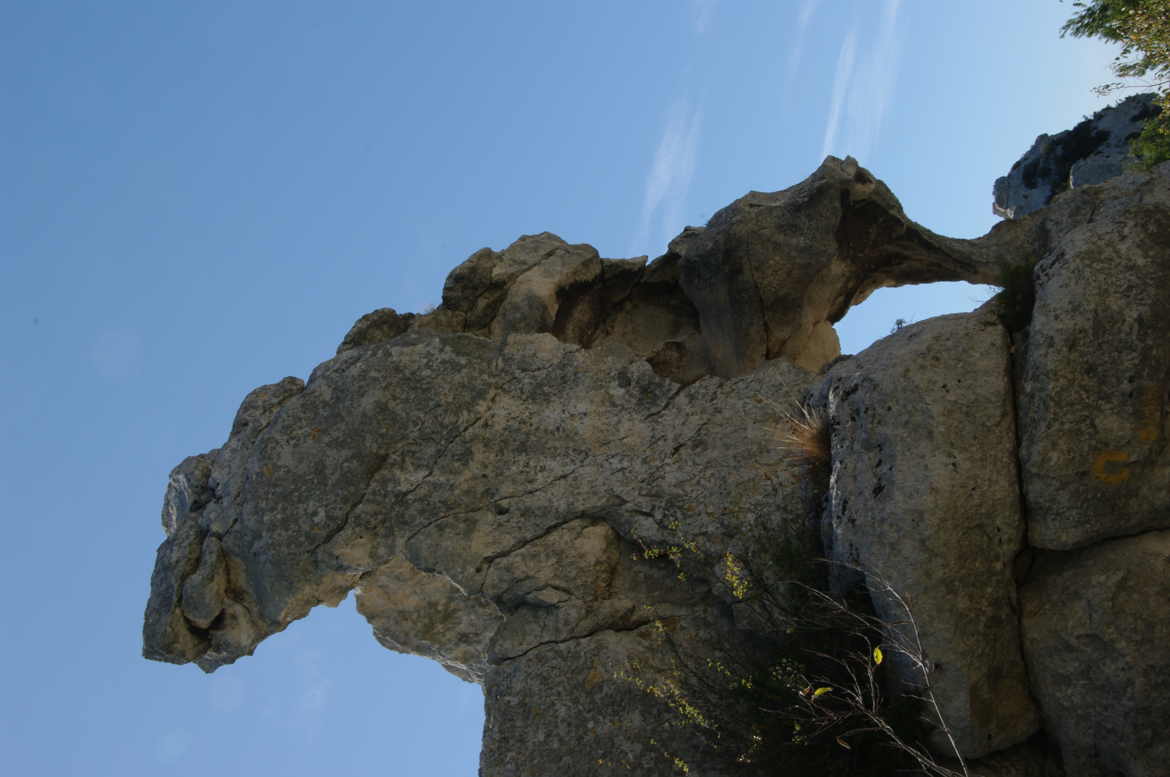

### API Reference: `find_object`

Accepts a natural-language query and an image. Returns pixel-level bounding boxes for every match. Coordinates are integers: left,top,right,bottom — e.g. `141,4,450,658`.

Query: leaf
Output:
836,736,852,750
812,686,833,698
873,646,884,665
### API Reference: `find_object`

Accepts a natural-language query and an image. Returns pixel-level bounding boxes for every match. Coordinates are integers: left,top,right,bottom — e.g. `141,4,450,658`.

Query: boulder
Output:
336,307,416,354
1021,531,1170,777
818,306,1038,758
1014,162,1170,550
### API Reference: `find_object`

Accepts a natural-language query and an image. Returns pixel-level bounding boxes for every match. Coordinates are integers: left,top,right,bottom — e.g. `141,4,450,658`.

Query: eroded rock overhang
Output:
144,156,1170,777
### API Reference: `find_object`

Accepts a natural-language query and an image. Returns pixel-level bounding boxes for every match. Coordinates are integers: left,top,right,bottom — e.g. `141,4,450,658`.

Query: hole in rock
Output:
833,282,998,355
200,594,484,776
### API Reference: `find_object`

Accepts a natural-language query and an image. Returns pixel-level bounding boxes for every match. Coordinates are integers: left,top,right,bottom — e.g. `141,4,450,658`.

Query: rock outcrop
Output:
349,157,1006,381
993,93,1160,219
819,306,1038,757
144,154,1170,777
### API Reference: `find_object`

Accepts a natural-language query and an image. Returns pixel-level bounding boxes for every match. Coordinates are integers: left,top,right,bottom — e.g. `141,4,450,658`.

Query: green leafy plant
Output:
1061,0,1170,167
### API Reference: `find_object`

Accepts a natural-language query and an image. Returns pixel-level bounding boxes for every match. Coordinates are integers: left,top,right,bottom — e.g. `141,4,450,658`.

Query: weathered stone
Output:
480,621,731,777
1021,531,1170,777
819,306,1038,758
180,536,227,629
654,156,1003,376
1015,162,1170,550
144,324,820,774
354,556,501,683
336,307,415,354
415,157,1010,382
161,453,213,535
441,234,599,335
993,93,1160,219
490,237,601,340
143,150,1170,777
143,513,211,665
968,740,1065,777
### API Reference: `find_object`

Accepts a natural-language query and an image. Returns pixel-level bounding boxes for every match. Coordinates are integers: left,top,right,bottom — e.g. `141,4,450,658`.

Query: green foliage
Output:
1130,105,1170,166
1061,0,1170,167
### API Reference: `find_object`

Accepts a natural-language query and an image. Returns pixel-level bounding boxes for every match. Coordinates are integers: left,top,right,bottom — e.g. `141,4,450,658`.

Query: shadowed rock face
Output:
144,155,1170,777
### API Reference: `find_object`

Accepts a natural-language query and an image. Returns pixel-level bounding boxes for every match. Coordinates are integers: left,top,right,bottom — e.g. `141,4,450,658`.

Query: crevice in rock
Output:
997,318,1047,739
597,259,647,315
741,233,775,359
309,451,391,555
475,513,595,593
495,620,658,663
642,383,687,420
399,385,503,506
1033,523,1170,558
493,465,583,505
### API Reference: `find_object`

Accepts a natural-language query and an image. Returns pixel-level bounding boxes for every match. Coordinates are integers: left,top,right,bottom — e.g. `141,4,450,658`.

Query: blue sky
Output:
1,2,1121,775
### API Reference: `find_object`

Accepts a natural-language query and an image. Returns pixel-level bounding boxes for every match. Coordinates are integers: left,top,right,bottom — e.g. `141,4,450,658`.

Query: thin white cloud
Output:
821,29,858,160
690,0,718,35
787,0,823,83
818,0,903,164
632,100,703,255
843,0,903,162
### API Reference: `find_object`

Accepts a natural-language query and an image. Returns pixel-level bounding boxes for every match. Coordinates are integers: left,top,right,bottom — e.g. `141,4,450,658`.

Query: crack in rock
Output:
309,451,391,555
496,620,658,663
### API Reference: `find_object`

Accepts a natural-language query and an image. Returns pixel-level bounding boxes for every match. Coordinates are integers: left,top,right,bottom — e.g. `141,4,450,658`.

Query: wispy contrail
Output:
632,99,703,255
786,0,823,83
690,0,718,35
821,29,857,160
845,0,903,161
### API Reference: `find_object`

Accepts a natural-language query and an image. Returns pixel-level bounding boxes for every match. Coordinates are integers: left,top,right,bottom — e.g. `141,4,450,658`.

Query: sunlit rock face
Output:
144,155,1170,777
992,93,1160,219
817,305,1038,757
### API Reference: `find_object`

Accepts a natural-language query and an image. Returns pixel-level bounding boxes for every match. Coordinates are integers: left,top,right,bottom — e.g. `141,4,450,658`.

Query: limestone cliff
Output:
993,93,1161,219
144,154,1170,777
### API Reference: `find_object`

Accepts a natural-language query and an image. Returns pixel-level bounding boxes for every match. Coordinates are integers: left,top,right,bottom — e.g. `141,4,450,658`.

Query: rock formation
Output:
993,93,1160,219
144,153,1170,777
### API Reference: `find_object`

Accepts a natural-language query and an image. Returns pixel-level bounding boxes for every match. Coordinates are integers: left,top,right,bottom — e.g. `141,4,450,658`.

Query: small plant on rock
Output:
769,399,831,477
1062,0,1170,168
624,557,970,777
993,258,1038,332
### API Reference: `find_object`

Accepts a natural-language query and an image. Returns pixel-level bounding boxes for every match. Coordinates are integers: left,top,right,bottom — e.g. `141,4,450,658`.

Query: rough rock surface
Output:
144,153,1170,777
144,324,822,773
818,306,1037,758
356,157,1006,381
1021,531,1170,777
993,93,1160,219
1014,162,1170,550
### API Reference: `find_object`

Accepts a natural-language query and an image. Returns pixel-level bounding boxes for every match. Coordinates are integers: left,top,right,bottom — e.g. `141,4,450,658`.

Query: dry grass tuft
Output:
775,402,830,472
